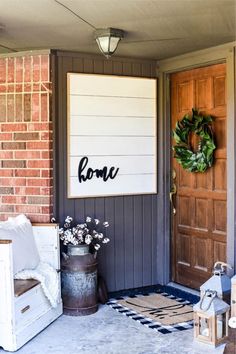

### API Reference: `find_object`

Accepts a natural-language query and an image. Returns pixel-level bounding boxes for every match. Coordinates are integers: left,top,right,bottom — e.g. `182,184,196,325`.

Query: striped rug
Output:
107,289,194,334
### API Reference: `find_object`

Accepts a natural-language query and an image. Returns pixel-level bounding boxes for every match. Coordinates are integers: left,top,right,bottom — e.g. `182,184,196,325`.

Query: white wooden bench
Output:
0,223,63,352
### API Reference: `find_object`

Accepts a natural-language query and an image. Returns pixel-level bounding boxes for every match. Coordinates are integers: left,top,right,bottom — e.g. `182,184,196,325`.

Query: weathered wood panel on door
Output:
171,63,227,289
53,52,158,291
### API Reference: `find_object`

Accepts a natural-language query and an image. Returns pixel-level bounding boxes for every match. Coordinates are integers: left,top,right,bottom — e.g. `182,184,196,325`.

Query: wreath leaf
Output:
172,109,216,173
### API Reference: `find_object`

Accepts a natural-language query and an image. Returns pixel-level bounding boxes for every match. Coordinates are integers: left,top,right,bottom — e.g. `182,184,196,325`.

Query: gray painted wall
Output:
52,51,166,292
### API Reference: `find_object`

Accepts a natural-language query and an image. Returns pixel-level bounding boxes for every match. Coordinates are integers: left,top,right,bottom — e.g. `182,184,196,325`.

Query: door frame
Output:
157,42,236,285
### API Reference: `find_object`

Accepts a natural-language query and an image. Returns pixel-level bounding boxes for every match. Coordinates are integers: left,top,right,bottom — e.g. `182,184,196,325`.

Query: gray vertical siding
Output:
53,51,162,291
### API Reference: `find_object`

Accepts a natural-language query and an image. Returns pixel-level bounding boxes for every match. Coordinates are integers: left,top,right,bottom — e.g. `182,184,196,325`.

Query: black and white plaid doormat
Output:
107,289,194,334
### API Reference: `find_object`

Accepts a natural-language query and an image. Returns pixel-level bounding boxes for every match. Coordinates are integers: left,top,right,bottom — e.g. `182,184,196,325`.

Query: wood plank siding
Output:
52,51,160,291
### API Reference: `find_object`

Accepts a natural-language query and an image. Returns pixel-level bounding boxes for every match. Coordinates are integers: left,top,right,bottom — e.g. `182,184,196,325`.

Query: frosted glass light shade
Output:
94,28,124,58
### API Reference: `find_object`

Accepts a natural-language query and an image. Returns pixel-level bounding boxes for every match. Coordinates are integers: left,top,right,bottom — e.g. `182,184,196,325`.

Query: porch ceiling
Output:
0,0,235,60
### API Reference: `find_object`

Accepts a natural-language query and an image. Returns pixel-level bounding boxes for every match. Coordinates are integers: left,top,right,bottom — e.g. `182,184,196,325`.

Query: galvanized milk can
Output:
200,261,232,304
61,244,98,316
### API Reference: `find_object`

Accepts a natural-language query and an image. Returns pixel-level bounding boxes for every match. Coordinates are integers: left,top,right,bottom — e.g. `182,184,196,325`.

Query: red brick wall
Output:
0,53,53,222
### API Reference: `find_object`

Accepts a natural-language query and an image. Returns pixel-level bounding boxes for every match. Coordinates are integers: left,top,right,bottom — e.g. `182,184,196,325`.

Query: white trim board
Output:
67,73,157,198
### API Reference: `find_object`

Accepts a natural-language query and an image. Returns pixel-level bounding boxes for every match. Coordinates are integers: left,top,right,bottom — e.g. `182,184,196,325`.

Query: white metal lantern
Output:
230,274,236,317
200,262,232,304
193,290,230,346
229,274,236,328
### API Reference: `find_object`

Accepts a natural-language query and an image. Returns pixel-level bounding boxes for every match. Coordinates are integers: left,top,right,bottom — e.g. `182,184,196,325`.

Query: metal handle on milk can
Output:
62,252,69,261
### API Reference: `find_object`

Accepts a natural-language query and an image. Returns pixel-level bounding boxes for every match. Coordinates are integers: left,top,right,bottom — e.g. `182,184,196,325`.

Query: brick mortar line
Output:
0,149,52,151
0,216,53,218
0,130,53,132
14,186,53,189
0,137,52,139
1,131,52,133
0,175,53,176
0,211,53,213
0,91,52,95
1,130,53,133
0,174,53,175
1,199,52,202
0,122,52,125
0,143,52,145
0,81,51,84
0,194,52,198
2,136,53,138
30,56,33,83
2,198,52,201
1,129,53,131
13,157,53,159
6,58,8,86
10,206,53,208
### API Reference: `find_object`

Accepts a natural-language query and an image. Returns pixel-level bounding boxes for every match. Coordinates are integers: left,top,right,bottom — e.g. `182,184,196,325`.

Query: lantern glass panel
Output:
109,37,120,52
216,313,226,339
199,317,210,337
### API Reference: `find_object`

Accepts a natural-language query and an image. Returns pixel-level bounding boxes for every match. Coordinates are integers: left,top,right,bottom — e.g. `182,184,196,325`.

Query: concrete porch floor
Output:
0,305,225,354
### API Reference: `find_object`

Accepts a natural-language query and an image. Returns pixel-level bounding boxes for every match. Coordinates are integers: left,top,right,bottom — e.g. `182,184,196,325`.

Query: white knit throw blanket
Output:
15,262,60,308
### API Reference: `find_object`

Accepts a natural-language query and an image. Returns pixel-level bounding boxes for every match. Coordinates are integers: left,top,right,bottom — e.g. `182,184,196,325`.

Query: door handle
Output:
170,183,177,215
172,169,176,180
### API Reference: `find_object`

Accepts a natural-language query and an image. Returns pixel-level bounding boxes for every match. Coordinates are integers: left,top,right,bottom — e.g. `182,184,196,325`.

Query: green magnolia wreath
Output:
172,109,216,172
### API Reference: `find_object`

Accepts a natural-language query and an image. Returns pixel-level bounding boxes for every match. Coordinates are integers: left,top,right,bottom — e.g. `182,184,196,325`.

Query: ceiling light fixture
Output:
94,28,124,59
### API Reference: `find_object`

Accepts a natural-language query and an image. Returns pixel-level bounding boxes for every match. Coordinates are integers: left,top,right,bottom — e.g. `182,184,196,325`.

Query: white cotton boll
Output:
77,223,86,229
65,216,73,223
67,236,73,243
98,233,103,240
103,221,109,228
86,216,92,222
77,234,83,243
94,244,101,251
102,238,110,244
94,219,100,225
65,229,72,238
85,234,92,244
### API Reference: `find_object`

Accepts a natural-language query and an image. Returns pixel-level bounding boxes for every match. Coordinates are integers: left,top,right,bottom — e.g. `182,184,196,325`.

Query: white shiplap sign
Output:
67,73,157,198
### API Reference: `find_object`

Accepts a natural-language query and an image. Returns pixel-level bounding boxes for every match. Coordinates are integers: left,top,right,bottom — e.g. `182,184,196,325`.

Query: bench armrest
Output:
0,240,12,244
0,241,14,326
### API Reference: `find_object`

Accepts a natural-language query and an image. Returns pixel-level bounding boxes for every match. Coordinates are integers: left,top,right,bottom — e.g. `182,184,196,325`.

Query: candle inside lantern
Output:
200,318,209,337
217,319,223,339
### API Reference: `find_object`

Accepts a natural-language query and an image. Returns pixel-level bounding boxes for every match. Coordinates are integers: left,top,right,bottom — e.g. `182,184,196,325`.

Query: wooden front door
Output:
171,63,227,289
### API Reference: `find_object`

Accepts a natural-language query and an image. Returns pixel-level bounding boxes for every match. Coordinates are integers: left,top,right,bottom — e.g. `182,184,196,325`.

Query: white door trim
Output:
157,42,236,283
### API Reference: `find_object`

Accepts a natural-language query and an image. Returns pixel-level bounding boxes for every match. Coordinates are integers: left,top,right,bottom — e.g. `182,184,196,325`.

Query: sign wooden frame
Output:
67,73,157,198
